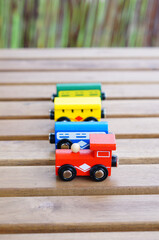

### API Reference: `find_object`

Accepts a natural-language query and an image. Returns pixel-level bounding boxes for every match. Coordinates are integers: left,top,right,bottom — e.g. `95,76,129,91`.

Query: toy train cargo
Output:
56,133,118,182
50,97,106,121
51,83,106,101
49,121,109,149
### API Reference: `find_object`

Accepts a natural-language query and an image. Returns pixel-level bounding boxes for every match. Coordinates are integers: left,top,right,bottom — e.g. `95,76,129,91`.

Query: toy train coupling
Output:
112,155,118,167
49,109,54,120
51,94,57,102
49,133,55,144
101,108,106,118
101,92,106,100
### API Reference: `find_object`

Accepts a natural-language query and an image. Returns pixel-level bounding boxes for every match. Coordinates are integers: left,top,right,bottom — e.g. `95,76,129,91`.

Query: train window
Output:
97,151,110,158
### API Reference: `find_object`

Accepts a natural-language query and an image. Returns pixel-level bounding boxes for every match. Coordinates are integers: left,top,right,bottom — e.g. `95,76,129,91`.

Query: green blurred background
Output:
0,0,159,48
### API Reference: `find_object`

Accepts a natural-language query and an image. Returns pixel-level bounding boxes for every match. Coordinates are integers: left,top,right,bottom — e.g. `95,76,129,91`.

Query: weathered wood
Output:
0,59,159,72
0,165,159,196
0,100,159,119
0,195,159,233
0,118,158,140
0,71,159,85
0,139,159,166
0,48,159,59
0,84,159,101
1,232,159,240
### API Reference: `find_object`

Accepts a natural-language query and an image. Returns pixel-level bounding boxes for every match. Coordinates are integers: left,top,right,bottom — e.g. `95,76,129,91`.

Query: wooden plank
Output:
0,138,159,166
1,232,159,240
0,71,159,85
0,165,159,196
0,118,158,140
0,140,53,166
0,59,159,71
0,100,159,119
0,84,159,101
0,195,159,233
0,48,159,59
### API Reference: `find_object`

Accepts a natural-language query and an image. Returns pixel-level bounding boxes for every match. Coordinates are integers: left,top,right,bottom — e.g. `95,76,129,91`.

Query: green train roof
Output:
57,83,101,94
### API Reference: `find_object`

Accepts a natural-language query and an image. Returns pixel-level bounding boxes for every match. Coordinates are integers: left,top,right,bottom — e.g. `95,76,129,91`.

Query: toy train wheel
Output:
58,164,76,181
57,139,72,149
84,117,98,122
90,165,108,182
57,117,71,122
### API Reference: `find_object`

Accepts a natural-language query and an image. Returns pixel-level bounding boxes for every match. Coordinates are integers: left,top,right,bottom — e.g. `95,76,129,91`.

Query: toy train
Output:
51,83,106,102
49,121,109,149
50,96,106,121
56,134,117,182
49,83,118,182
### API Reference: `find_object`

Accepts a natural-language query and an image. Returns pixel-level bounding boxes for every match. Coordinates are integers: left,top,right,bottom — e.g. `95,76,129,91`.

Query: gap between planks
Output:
0,195,159,233
0,139,159,166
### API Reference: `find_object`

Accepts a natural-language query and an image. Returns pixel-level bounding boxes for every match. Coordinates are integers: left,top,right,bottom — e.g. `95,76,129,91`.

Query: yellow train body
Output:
54,97,101,122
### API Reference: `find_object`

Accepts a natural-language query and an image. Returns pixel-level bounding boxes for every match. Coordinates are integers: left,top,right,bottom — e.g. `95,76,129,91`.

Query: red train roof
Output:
90,134,116,151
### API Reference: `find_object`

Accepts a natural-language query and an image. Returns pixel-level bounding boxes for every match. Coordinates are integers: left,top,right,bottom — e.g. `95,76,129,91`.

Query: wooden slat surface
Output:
0,139,159,166
0,84,159,101
1,232,159,240
1,48,159,59
0,48,159,237
0,118,159,140
0,195,159,233
0,165,159,196
0,100,159,119
0,71,159,85
0,59,159,71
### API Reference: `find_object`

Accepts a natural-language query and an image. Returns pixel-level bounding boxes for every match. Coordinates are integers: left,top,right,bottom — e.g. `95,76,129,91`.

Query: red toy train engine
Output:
56,133,118,181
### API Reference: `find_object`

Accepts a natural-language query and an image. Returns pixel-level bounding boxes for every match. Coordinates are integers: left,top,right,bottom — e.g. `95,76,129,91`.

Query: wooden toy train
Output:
49,83,118,182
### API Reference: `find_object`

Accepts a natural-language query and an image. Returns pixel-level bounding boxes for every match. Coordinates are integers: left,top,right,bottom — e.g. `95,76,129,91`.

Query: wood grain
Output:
1,232,159,240
0,59,159,72
0,165,159,196
0,118,158,140
0,138,159,166
0,84,159,101
0,71,159,85
0,100,159,119
0,195,159,233
1,48,159,59
0,48,158,237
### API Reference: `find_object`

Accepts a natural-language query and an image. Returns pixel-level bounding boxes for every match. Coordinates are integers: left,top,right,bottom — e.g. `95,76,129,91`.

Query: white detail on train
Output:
57,132,105,140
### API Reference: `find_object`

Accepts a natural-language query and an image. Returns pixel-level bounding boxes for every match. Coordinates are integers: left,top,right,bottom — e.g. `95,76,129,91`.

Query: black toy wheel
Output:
57,117,71,122
57,139,72,149
101,92,106,100
49,110,54,120
90,165,108,182
58,164,76,181
49,133,55,144
51,94,57,102
84,117,98,122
